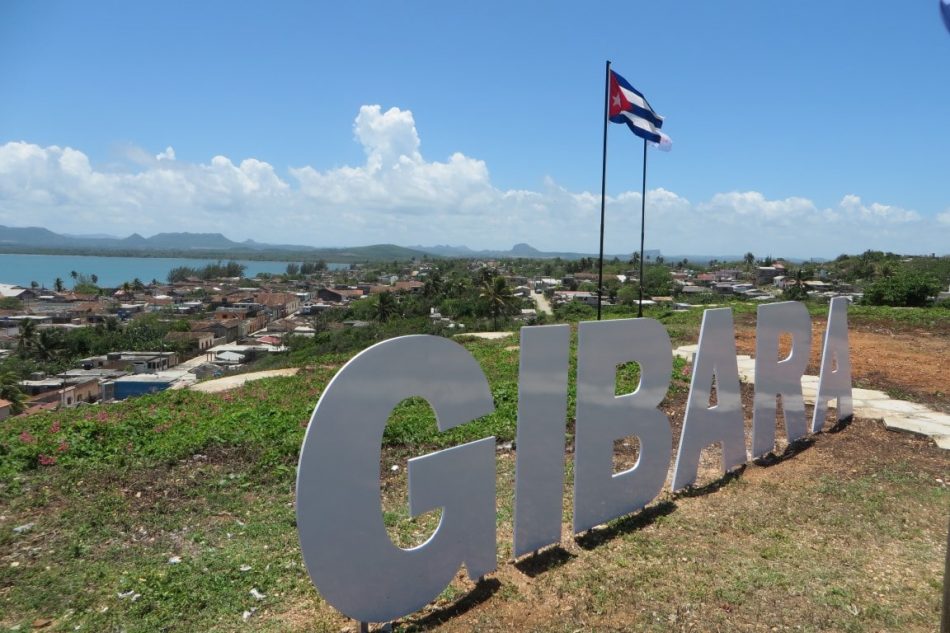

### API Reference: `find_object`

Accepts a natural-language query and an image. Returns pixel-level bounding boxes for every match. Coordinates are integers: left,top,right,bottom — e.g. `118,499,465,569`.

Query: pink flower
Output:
49,420,61,434
38,454,57,466
19,431,36,444
97,411,109,423
57,441,69,453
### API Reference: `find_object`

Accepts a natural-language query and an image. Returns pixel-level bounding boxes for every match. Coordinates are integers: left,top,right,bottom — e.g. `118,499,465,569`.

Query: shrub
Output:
862,271,941,307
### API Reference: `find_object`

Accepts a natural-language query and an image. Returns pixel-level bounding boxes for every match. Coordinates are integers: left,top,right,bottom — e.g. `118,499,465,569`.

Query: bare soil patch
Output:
733,315,950,412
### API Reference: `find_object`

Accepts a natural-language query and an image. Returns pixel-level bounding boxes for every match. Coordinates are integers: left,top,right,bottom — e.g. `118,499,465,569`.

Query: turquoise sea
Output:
0,253,348,289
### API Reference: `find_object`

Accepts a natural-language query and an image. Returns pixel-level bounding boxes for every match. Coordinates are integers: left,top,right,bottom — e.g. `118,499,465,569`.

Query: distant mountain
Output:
137,232,242,250
6,224,819,264
661,254,828,265
0,224,430,262
0,225,75,247
413,243,661,261
61,232,119,239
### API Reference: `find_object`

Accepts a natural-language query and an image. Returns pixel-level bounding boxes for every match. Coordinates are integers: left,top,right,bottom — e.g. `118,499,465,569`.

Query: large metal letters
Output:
750,301,812,457
513,325,571,557
671,308,747,491
296,335,497,623
811,296,853,431
573,319,673,532
297,302,852,624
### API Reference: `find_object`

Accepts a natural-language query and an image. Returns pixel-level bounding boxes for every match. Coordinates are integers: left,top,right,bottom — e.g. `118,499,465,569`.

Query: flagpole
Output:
637,137,647,318
597,60,611,321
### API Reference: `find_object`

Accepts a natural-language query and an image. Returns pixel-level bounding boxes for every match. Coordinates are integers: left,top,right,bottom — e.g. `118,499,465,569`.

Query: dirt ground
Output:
732,315,950,413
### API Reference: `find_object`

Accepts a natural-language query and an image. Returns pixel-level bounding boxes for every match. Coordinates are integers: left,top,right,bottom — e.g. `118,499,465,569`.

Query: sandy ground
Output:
188,368,300,393
531,289,553,315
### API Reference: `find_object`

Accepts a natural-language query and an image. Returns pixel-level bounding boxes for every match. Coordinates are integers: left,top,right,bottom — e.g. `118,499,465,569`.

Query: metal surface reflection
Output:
296,335,497,623
811,296,853,431
672,308,747,491
513,325,571,557
573,319,673,533
751,301,812,457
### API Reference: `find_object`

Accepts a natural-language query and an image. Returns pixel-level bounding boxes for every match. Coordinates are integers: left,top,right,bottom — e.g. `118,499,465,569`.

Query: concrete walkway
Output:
189,368,300,393
455,331,517,340
673,345,950,450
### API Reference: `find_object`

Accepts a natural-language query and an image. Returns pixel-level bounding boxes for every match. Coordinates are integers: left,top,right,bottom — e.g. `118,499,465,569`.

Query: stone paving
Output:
673,345,950,450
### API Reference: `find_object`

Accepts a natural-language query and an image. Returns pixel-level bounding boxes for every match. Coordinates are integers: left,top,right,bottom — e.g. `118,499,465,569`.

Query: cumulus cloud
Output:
0,105,946,257
836,194,920,223
697,192,818,224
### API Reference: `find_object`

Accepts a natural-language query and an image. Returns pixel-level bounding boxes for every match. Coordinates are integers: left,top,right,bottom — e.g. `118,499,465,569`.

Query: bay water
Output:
0,253,349,289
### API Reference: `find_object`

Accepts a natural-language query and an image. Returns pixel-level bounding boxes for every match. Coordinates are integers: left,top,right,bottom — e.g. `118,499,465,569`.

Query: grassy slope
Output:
1,314,947,632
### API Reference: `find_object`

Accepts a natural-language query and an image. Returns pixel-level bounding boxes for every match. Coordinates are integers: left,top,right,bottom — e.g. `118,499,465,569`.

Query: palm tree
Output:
480,275,516,330
70,270,78,281
54,277,65,293
33,329,65,363
375,292,398,323
90,274,98,285
17,319,37,358
423,272,444,299
0,370,26,414
744,252,756,270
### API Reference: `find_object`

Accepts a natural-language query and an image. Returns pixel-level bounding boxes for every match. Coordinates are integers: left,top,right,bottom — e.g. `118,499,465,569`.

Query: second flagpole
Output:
597,60,611,321
637,137,647,318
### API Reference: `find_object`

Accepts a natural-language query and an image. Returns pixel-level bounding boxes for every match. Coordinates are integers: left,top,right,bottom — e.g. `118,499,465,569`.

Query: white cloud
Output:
0,105,947,257
938,209,950,226
837,194,920,223
698,192,818,224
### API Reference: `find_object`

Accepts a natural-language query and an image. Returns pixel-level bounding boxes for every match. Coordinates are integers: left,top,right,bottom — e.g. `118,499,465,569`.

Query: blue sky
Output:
0,1,948,257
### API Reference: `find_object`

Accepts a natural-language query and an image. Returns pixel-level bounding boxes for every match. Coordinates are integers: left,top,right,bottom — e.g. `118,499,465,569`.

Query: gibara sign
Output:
295,298,853,624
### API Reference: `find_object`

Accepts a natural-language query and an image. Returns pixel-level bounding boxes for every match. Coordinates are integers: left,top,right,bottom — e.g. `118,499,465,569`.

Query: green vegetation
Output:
167,260,247,283
0,369,26,414
3,314,193,378
862,269,942,307
479,272,521,329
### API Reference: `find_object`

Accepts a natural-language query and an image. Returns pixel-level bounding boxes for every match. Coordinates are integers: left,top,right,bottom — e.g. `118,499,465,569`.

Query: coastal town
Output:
3,251,945,422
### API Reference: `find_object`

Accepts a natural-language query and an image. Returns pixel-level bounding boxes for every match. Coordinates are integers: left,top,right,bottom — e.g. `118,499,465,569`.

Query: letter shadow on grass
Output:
827,413,854,434
753,436,816,468
575,500,677,551
514,546,576,578
401,578,501,631
672,464,747,499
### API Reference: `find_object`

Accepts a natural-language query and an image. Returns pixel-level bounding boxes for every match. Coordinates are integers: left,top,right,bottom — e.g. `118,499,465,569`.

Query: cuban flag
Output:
608,69,671,149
